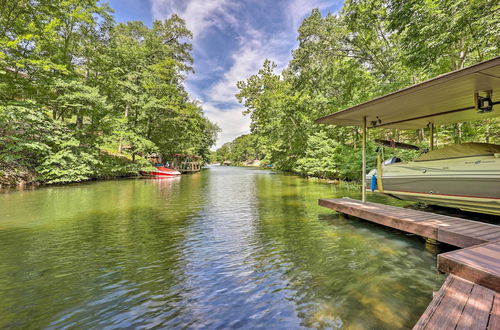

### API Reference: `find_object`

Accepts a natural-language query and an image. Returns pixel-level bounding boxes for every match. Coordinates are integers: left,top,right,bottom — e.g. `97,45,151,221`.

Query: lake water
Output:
0,166,445,329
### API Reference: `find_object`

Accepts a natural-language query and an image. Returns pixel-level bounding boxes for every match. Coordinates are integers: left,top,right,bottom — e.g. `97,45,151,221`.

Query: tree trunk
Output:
416,129,424,142
454,123,462,144
118,105,129,153
434,126,438,148
76,111,83,129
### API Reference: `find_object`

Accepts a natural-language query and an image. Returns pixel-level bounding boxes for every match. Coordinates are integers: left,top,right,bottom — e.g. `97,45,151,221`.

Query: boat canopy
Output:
414,143,500,162
374,139,421,150
315,57,500,129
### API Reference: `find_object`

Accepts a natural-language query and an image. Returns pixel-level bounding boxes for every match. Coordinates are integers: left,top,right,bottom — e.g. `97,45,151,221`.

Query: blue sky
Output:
107,0,343,148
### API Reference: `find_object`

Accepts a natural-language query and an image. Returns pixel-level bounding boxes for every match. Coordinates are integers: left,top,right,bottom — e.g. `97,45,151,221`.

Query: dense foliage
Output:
0,0,218,184
213,134,263,165
223,0,499,180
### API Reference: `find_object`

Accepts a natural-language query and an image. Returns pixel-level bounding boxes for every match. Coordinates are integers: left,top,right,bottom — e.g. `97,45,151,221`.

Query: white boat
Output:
366,143,500,215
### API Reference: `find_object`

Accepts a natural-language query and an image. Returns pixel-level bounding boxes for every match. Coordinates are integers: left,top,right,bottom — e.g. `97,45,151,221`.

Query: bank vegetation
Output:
0,0,218,185
217,0,499,180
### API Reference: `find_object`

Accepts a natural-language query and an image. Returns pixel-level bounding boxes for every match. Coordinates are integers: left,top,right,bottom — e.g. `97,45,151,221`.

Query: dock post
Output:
362,116,367,202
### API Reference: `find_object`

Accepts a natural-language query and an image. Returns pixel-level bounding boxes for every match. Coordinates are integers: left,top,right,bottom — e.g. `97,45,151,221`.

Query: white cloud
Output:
202,103,251,149
207,26,291,104
199,26,293,149
286,0,333,30
150,0,341,149
204,1,339,109
149,0,237,38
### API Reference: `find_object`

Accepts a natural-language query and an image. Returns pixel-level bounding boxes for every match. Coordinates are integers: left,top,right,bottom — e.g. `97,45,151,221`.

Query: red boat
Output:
141,166,181,177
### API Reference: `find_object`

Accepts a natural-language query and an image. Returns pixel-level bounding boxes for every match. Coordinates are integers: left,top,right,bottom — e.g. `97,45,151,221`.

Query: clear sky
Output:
107,0,343,148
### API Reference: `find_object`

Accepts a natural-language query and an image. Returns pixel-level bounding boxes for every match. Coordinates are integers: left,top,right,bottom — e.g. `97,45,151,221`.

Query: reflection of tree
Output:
251,173,445,329
0,169,445,328
0,177,204,328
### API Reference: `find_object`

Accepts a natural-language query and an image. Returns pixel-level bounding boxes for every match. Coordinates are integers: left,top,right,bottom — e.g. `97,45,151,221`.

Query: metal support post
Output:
362,117,367,203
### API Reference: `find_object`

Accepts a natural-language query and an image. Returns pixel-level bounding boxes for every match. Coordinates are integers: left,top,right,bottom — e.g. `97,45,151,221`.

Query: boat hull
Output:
367,155,500,215
142,172,180,177
141,166,181,177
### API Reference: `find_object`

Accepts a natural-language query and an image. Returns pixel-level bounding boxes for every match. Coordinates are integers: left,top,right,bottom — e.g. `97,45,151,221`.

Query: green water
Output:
0,166,445,329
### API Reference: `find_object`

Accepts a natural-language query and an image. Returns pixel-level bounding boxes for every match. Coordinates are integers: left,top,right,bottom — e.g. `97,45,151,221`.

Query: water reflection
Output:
251,172,443,329
0,167,444,329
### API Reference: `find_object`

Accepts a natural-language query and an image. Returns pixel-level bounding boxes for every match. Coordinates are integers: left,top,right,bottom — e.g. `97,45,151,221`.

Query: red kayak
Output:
141,166,181,177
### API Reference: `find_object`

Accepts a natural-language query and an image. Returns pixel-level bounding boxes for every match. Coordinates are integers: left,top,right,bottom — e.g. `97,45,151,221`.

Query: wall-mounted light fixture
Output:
475,90,493,113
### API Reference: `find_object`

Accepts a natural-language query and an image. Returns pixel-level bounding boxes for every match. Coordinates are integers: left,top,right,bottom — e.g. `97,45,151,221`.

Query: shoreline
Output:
215,163,358,184
0,172,141,190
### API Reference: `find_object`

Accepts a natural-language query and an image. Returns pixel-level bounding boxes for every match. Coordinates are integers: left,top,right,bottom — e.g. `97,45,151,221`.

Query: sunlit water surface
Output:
0,166,445,329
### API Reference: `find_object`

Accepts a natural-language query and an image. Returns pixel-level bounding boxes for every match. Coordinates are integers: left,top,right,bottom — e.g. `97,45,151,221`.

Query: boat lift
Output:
315,56,500,202
315,57,500,330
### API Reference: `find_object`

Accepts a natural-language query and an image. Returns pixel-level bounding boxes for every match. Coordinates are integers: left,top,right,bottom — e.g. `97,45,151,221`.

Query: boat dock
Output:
319,198,500,247
414,275,498,329
319,198,500,329
439,241,500,292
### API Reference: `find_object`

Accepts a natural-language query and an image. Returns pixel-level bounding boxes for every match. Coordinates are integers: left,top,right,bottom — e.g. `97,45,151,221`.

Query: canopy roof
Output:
374,139,421,151
414,143,500,162
315,57,500,129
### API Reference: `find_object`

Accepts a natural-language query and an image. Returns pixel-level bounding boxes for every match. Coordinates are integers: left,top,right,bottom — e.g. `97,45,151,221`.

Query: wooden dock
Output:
319,198,500,247
439,241,500,292
318,198,500,330
414,275,499,330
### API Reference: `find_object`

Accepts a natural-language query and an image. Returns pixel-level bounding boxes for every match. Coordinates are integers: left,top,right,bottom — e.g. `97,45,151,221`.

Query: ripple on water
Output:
0,167,444,329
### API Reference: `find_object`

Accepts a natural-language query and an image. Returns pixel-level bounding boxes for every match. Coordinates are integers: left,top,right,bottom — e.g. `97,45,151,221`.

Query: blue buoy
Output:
371,175,377,191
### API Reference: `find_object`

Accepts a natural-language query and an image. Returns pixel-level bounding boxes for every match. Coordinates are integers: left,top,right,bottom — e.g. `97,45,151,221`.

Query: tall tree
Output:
0,1,218,185
235,0,499,180
389,0,500,72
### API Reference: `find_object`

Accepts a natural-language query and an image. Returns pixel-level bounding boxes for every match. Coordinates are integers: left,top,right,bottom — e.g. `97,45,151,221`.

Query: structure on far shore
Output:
171,154,202,173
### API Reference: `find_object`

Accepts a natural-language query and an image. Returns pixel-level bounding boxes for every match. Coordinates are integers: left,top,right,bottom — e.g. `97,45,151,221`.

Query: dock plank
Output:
460,226,500,236
489,293,500,330
413,276,454,329
438,241,500,292
414,276,496,330
318,198,500,330
319,199,438,239
448,222,491,231
423,275,473,329
437,230,489,248
319,198,499,248
480,232,500,240
456,284,494,330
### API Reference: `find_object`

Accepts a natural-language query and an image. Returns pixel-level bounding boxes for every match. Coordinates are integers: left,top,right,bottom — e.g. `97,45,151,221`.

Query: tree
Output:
389,0,500,73
235,0,499,180
0,0,218,185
